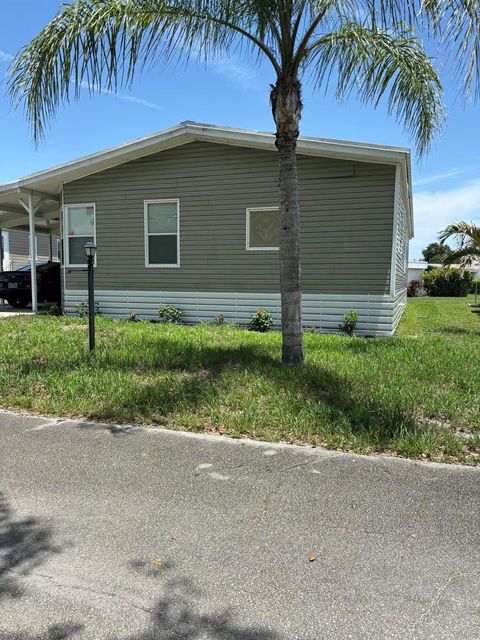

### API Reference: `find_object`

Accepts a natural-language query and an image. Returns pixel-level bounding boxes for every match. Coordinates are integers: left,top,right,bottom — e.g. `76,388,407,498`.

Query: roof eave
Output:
0,122,411,198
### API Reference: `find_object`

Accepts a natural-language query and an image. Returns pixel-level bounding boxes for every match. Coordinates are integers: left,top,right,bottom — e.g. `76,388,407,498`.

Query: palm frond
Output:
307,20,444,154
439,220,480,247
442,246,480,268
368,0,480,100
8,0,282,141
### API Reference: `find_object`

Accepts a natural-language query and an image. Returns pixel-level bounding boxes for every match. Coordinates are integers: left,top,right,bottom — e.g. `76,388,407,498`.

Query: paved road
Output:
0,411,479,639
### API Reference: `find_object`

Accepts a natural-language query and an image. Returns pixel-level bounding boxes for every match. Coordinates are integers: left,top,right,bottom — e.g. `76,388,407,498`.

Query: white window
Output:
144,200,180,267
65,204,96,267
246,207,279,251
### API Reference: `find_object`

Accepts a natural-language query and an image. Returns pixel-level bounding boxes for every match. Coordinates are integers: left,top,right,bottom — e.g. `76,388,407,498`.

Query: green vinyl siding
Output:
63,141,396,294
7,230,57,269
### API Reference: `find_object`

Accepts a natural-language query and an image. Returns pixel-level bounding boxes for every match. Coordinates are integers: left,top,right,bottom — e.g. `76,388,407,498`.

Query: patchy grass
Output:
0,296,479,464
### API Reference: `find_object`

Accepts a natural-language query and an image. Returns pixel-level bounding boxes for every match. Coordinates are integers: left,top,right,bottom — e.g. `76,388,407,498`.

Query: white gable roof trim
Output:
0,121,413,234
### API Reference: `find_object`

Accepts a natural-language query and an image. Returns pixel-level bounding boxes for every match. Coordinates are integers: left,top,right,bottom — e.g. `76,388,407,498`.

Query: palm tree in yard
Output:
7,1,480,363
439,222,480,268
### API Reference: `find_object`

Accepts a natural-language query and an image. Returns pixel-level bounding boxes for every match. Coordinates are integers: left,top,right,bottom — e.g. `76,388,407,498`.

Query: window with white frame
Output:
65,204,95,267
246,207,279,250
145,200,179,267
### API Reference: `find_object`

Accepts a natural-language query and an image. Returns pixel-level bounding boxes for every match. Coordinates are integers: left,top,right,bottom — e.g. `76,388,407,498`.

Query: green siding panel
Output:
63,141,396,294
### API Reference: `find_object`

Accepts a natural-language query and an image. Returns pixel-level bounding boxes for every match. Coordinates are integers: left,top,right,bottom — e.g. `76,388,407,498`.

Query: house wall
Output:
62,140,403,335
394,179,409,295
390,170,409,329
3,229,57,270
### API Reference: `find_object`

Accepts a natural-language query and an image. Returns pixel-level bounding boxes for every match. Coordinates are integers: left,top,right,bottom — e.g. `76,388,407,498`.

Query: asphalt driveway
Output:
0,410,479,639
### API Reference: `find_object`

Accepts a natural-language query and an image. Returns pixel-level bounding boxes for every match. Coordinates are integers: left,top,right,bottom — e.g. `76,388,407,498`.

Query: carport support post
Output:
27,194,38,312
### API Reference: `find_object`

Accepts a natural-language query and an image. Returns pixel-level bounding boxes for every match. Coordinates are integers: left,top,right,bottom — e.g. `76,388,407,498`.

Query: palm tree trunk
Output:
271,75,304,364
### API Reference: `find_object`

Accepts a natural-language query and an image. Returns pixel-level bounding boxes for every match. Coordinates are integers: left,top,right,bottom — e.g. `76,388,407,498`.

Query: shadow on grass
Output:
427,326,480,337
0,490,61,599
62,332,419,444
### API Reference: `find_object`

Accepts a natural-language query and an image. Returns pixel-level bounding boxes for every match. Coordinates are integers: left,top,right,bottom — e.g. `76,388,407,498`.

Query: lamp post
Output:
84,241,96,352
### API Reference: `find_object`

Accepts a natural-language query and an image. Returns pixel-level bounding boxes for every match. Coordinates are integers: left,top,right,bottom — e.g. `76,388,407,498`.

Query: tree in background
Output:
422,242,452,263
7,1,480,362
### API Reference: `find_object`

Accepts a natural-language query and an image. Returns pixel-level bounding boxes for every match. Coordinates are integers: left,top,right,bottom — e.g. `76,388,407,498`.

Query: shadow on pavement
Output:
0,567,279,640
0,490,60,599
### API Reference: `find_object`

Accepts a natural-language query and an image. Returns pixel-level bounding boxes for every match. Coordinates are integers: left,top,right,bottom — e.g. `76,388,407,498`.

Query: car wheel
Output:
8,297,30,309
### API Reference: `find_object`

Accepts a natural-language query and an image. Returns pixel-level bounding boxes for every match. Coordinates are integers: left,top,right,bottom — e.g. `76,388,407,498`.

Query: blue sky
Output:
1,0,479,259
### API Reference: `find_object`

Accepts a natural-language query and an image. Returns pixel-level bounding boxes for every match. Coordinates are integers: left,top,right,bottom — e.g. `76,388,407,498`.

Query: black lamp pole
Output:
84,241,96,353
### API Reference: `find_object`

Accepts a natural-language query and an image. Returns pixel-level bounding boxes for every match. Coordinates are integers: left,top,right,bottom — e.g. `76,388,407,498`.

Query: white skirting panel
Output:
64,289,407,337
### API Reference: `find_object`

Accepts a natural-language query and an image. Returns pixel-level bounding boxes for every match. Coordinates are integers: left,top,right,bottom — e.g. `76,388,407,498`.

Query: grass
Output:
0,295,479,465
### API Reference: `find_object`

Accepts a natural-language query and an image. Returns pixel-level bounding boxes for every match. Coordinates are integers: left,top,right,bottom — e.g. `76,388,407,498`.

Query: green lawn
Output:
0,296,479,464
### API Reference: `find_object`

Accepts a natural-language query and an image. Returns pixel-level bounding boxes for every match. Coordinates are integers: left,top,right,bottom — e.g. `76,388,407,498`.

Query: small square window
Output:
247,208,279,250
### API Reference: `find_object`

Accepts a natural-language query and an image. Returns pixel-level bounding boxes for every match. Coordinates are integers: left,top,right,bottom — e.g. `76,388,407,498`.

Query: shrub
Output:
422,268,473,297
340,310,358,336
407,280,422,297
76,300,100,317
46,302,62,316
158,304,184,323
248,309,274,332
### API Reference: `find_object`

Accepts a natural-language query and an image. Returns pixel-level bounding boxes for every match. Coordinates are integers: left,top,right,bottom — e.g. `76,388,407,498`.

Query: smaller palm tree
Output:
439,222,480,268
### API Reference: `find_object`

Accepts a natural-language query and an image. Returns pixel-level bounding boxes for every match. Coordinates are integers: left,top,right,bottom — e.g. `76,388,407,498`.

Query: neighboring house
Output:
408,261,480,283
1,229,58,271
0,122,413,336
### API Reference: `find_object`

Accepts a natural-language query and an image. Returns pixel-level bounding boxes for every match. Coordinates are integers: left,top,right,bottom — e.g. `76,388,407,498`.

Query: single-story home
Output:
1,229,59,271
0,122,413,336
408,260,480,283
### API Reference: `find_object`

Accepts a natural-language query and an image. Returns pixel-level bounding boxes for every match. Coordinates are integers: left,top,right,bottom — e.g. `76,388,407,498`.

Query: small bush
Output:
407,280,422,297
304,326,320,334
46,302,62,316
248,309,274,333
158,304,184,324
341,310,358,336
422,268,473,297
76,300,100,318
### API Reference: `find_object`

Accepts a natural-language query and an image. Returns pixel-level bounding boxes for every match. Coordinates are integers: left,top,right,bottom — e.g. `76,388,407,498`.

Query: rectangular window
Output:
65,204,96,267
246,207,279,251
145,200,180,267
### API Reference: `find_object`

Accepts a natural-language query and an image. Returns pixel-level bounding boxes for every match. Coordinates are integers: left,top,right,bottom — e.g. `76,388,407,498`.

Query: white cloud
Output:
77,80,163,110
0,50,14,63
210,58,259,90
410,179,480,257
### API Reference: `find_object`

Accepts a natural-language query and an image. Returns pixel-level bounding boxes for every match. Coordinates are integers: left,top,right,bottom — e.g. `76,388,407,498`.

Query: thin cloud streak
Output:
413,167,476,187
77,80,163,110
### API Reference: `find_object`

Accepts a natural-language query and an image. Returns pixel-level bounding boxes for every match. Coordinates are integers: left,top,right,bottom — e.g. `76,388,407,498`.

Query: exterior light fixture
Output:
84,241,97,352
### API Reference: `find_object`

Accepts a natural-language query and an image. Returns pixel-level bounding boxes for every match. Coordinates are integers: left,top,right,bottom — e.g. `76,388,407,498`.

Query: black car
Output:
0,262,61,308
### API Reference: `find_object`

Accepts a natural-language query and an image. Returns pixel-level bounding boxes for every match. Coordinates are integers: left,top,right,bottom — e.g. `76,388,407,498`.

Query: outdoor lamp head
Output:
84,241,96,259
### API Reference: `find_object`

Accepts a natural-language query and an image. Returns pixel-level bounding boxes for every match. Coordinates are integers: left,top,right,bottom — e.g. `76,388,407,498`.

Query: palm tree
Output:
7,1,454,364
439,222,480,268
